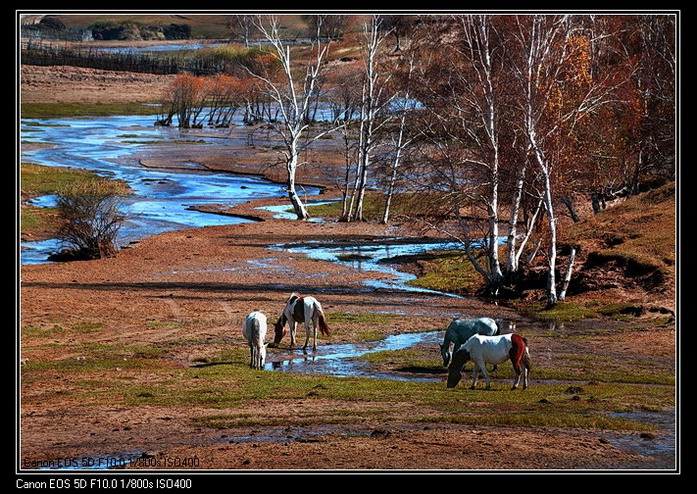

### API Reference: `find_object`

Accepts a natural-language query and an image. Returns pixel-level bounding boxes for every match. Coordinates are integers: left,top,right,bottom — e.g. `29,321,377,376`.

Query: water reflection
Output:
266,330,443,381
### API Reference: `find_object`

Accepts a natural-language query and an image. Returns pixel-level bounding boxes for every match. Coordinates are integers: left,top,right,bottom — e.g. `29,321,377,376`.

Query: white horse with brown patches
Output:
243,311,268,370
272,293,330,351
446,333,530,390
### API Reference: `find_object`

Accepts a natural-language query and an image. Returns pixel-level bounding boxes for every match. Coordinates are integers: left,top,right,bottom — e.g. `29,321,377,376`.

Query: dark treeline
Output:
21,40,226,76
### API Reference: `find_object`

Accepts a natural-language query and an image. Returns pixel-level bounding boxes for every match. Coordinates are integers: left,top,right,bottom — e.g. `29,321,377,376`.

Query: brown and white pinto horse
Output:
272,293,330,351
446,333,530,390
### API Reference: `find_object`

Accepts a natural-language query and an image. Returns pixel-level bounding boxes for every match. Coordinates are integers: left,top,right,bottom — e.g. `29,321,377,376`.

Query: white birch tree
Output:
510,14,623,305
407,14,512,294
381,53,416,225
247,15,343,220
344,15,394,222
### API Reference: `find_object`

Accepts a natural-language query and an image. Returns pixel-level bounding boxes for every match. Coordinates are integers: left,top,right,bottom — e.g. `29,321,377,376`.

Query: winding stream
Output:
266,330,444,380
20,114,316,264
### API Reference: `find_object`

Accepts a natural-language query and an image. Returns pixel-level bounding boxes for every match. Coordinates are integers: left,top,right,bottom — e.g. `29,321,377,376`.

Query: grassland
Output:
20,327,673,433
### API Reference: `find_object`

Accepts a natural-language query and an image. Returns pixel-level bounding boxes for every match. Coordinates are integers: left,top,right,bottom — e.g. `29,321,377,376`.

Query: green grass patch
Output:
306,192,442,221
523,301,599,322
22,342,167,374
21,163,107,198
328,311,400,325
396,250,480,295
22,322,104,338
21,204,56,234
21,102,163,119
175,366,671,431
20,334,672,433
356,329,387,342
423,410,655,431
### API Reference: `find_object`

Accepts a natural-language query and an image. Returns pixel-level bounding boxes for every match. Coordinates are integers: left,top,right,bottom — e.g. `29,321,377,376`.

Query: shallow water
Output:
271,238,466,297
266,330,444,381
94,42,226,53
20,115,317,264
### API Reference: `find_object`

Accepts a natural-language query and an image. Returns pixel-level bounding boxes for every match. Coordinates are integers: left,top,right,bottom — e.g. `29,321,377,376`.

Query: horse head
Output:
446,349,470,388
272,319,287,344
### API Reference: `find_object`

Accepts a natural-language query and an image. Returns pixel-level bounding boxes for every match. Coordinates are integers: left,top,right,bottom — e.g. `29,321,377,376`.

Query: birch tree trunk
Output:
516,14,567,306
456,15,506,292
247,15,340,220
346,15,392,222
285,141,309,220
558,246,577,301
382,54,416,225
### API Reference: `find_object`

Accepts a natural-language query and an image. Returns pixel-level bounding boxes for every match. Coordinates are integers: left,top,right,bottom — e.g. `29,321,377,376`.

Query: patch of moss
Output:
524,302,598,322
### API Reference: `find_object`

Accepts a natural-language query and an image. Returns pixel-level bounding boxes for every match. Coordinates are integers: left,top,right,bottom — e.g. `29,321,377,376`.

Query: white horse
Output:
439,317,499,367
446,333,530,390
242,311,268,370
272,293,330,351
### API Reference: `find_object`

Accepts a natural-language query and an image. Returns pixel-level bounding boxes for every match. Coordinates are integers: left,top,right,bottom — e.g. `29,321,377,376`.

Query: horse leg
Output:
302,320,311,352
509,338,528,390
289,321,297,348
249,345,259,369
522,354,531,390
470,362,480,389
511,363,521,389
479,360,492,389
311,315,318,351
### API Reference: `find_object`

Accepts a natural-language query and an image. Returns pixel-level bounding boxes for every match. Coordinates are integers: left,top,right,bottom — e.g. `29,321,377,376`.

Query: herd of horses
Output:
243,293,530,390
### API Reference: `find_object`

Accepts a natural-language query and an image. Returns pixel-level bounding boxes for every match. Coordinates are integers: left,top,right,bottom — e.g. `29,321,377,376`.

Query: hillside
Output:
560,182,676,317
397,183,677,322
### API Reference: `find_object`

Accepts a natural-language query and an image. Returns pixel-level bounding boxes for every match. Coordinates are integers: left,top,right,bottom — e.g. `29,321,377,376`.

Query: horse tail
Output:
509,333,529,369
315,302,330,336
522,337,531,370
318,311,330,336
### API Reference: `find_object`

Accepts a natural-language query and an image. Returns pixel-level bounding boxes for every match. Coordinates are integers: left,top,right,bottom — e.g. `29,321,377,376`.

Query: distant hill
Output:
29,14,313,40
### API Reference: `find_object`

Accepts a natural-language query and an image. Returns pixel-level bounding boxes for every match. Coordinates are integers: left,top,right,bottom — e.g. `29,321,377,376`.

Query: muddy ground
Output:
19,63,677,474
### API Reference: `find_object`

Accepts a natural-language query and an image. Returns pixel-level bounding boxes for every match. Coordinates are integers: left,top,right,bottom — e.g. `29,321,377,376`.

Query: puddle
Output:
605,410,677,470
266,330,443,381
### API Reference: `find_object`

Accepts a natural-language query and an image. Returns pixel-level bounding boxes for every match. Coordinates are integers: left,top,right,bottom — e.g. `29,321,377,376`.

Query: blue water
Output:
267,330,443,380
94,42,226,53
271,238,465,297
20,115,314,264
